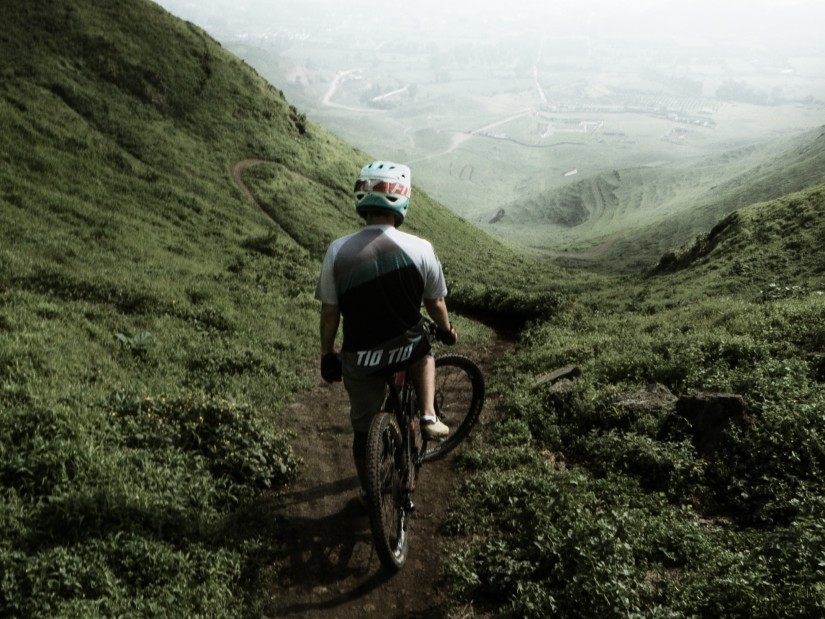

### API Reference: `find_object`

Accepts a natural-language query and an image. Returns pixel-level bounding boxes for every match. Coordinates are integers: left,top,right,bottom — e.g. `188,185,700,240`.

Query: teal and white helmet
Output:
353,161,411,224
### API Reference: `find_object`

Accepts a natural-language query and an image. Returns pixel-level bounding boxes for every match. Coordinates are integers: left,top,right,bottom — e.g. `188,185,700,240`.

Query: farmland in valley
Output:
160,0,825,271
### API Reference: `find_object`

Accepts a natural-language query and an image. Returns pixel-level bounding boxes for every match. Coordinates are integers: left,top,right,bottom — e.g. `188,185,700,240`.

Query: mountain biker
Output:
315,160,458,500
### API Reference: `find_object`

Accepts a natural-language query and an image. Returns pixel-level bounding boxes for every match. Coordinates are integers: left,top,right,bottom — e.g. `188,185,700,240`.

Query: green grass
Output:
447,183,825,617
0,0,556,616
3,0,825,617
0,1,324,615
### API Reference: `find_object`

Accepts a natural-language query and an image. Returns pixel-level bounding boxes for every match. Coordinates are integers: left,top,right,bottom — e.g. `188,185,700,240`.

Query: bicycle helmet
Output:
354,161,411,224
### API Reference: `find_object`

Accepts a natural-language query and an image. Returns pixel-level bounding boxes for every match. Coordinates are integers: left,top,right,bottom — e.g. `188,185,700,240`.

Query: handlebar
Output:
425,318,457,345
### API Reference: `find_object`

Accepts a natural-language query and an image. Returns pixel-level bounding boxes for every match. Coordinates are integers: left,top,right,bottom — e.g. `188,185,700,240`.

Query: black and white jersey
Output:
316,225,447,359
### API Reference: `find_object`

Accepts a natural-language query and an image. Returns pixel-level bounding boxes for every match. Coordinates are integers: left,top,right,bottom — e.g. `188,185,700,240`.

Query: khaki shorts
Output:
343,369,387,433
342,352,434,432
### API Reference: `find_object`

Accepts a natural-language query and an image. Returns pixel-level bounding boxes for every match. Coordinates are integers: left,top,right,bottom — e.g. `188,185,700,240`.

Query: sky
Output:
155,0,825,56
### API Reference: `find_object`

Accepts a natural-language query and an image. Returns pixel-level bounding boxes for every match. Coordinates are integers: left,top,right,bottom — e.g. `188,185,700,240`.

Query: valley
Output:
155,0,825,270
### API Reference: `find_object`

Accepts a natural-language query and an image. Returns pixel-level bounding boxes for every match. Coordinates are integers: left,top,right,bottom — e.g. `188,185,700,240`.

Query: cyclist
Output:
315,160,458,499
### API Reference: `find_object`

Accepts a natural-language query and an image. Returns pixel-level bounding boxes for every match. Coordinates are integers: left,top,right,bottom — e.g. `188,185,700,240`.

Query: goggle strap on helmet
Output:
353,161,411,223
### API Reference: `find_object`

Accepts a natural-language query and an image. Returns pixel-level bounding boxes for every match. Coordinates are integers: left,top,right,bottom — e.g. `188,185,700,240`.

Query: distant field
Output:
235,39,825,270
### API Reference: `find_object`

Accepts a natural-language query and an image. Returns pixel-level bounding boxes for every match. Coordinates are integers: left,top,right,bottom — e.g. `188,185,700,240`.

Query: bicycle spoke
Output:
366,412,409,571
423,355,485,462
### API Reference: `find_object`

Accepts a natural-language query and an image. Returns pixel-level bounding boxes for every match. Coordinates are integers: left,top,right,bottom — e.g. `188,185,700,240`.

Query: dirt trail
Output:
231,160,506,618
266,371,480,618
231,159,267,204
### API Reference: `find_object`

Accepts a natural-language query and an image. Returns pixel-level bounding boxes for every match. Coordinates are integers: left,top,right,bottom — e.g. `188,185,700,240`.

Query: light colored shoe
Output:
421,417,449,439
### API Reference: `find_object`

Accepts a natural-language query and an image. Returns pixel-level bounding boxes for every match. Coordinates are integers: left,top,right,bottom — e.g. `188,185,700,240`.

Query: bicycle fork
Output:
395,371,425,516
401,420,423,515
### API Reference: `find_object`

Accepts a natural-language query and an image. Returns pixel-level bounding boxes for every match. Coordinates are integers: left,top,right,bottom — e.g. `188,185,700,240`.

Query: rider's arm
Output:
320,303,340,354
423,297,452,333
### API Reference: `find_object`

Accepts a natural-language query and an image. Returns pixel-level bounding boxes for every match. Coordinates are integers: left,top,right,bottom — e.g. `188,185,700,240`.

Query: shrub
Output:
110,393,300,499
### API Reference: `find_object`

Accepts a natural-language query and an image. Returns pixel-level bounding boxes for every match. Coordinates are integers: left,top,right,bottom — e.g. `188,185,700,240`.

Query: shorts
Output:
343,352,434,432
340,317,431,382
343,368,387,433
341,318,432,432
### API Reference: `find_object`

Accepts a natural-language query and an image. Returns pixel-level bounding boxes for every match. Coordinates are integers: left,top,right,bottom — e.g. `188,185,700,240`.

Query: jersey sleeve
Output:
315,244,339,305
422,243,448,300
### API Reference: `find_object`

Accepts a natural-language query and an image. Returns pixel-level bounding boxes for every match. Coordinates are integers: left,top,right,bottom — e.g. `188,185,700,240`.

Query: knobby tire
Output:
422,354,485,462
365,411,409,571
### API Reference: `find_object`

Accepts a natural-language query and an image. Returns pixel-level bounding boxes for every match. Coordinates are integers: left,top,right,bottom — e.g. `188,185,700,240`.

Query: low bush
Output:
451,275,825,615
111,393,300,498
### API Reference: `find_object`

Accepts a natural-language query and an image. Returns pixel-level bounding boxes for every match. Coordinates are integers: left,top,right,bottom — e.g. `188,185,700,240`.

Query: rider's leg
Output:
343,370,386,492
409,353,436,418
411,354,449,437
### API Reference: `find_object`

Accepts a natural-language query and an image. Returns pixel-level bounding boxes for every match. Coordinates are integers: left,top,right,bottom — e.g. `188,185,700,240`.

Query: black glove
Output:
321,352,343,383
434,324,458,345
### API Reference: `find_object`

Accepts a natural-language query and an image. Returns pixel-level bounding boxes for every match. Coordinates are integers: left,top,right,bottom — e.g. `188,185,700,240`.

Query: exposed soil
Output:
230,160,509,618
266,337,505,618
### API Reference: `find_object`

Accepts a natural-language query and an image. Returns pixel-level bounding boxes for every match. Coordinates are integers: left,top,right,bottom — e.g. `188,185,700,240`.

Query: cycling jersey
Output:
315,224,447,376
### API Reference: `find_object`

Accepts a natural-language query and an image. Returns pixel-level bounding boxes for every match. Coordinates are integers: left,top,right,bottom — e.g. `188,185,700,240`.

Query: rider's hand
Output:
435,324,458,346
321,352,343,383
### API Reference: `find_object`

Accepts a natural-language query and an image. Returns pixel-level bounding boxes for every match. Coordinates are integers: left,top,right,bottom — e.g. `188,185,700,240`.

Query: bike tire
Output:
365,411,409,571
422,354,485,462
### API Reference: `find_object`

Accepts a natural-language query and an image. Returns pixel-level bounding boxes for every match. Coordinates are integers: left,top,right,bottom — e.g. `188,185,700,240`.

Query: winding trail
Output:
230,159,508,618
231,158,267,205
322,69,386,113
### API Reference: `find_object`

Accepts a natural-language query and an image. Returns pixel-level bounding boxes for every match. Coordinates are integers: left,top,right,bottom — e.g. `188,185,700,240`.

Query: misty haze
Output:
156,0,825,270
5,2,825,616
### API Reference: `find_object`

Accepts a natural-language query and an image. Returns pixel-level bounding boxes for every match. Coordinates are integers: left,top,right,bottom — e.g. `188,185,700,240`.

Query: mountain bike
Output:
365,326,484,572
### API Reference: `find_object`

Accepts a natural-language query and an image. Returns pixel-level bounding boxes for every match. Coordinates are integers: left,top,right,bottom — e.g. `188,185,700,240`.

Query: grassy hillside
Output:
495,127,825,273
0,1,556,616
449,183,825,616
3,0,825,617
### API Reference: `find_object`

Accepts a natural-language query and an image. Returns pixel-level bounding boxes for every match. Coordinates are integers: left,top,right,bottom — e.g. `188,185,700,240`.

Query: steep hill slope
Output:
0,1,556,616
651,181,825,294
448,182,825,617
499,126,825,273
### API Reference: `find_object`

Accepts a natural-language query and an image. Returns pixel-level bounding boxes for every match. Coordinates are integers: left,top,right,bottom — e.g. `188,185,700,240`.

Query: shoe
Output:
421,417,449,439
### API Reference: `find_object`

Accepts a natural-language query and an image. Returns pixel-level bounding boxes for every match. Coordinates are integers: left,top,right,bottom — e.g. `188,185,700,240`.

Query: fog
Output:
151,0,825,237
156,0,825,56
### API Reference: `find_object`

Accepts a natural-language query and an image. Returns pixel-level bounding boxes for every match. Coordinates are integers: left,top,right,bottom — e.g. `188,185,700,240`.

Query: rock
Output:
615,382,677,414
534,365,581,389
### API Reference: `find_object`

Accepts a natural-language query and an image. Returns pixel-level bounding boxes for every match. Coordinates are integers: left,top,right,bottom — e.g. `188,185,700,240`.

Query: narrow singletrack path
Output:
231,158,267,205
230,160,509,618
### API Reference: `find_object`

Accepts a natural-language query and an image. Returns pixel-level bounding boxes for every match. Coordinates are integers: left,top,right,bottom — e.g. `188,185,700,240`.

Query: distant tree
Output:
716,79,768,105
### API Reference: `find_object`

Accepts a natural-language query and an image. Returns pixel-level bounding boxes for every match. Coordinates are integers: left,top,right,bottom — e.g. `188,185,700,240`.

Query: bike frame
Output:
366,346,483,572
384,368,427,512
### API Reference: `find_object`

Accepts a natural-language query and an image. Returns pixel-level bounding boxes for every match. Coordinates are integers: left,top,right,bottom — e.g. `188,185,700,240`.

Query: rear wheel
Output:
365,411,409,571
422,355,485,462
